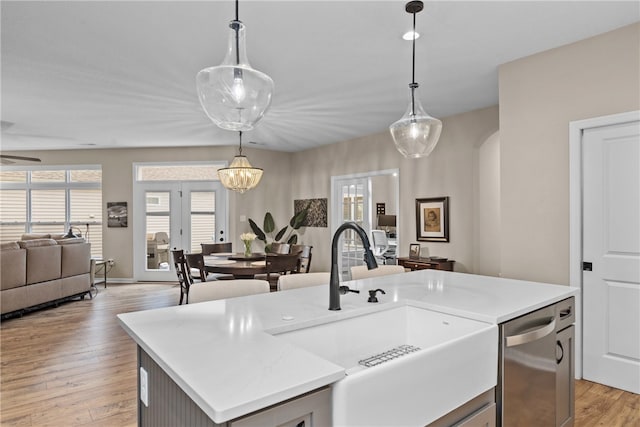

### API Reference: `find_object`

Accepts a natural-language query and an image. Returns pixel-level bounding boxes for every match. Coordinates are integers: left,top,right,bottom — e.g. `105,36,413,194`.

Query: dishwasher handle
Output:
505,318,556,347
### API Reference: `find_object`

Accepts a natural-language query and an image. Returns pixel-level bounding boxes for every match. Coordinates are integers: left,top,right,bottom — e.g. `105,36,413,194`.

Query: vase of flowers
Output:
240,232,256,257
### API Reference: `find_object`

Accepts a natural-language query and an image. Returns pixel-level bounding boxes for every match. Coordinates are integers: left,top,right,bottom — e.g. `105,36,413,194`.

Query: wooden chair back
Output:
269,242,290,254
265,252,302,284
184,253,207,282
201,242,232,255
290,244,313,273
171,248,192,305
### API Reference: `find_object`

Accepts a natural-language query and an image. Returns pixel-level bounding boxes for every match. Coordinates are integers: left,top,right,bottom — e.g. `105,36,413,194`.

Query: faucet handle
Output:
339,285,360,295
367,289,386,303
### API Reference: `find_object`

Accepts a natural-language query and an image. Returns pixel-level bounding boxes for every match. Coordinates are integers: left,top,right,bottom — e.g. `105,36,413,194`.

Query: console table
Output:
92,259,108,288
397,256,455,272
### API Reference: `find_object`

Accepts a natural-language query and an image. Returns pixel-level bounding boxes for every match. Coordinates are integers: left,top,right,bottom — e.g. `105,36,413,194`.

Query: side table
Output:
397,256,455,271
92,258,108,288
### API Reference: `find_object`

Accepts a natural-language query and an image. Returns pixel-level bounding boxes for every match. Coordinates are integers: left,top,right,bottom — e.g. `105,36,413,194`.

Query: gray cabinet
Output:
230,388,330,427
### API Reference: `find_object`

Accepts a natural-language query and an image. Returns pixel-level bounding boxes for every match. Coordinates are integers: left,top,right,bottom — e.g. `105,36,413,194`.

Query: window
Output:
0,166,103,257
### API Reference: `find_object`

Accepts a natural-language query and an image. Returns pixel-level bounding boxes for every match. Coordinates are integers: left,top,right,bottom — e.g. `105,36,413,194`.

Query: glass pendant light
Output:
196,0,274,132
389,1,442,159
218,131,263,194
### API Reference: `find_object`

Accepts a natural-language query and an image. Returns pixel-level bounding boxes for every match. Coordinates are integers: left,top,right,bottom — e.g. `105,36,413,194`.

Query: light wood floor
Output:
1,283,638,426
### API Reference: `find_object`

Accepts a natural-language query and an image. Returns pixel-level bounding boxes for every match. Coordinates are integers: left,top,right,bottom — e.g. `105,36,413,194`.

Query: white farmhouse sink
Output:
274,304,498,426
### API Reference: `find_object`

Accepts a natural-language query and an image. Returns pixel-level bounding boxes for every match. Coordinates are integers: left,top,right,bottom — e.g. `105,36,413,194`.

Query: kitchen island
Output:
118,269,578,426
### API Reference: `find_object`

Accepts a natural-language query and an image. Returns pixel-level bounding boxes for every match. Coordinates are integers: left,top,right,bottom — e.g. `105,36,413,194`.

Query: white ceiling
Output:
1,1,638,153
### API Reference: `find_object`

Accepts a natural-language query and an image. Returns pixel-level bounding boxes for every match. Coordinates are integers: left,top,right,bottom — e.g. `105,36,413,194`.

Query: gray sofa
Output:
1,236,92,318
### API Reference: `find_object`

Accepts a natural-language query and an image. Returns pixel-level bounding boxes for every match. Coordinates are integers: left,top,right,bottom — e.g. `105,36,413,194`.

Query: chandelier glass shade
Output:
218,132,263,194
389,1,442,159
196,1,274,132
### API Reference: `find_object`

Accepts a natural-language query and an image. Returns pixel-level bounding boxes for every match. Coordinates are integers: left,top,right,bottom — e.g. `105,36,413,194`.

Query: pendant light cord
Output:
410,10,417,117
238,131,243,156
411,11,416,85
234,0,240,65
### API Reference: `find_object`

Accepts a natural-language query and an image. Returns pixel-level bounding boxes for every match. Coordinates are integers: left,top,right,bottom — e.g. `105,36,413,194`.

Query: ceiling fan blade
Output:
0,154,42,162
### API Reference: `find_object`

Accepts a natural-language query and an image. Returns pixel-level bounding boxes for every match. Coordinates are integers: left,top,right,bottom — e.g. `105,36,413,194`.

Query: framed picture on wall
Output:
415,197,449,242
409,243,421,259
107,202,128,228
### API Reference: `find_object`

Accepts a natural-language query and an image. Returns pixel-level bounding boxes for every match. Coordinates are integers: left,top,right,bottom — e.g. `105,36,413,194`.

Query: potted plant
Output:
248,206,309,252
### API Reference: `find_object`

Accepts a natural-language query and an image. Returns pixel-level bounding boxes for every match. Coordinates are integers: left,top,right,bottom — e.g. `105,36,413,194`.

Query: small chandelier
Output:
389,1,442,159
196,0,274,132
218,131,263,194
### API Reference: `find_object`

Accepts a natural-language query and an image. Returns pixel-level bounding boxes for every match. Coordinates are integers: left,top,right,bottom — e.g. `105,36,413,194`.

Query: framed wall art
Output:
415,197,449,242
107,202,128,228
294,198,328,228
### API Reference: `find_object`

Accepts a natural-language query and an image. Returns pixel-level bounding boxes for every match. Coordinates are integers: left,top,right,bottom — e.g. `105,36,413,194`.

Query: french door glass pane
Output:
32,189,65,222
137,165,222,181
146,191,170,270
190,191,216,253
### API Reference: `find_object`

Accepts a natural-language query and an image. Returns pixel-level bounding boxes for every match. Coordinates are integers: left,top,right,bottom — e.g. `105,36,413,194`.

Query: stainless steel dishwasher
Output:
497,297,575,427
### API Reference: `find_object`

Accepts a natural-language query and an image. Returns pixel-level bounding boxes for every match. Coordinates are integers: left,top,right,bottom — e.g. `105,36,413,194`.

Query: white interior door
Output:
582,119,640,393
134,181,226,281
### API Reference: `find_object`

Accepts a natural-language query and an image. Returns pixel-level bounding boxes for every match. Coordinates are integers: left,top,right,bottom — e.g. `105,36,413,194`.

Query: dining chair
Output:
265,252,302,289
188,279,270,303
350,264,405,280
277,272,329,291
201,242,232,255
290,244,313,273
190,252,235,281
269,242,290,254
171,248,193,305
184,253,210,282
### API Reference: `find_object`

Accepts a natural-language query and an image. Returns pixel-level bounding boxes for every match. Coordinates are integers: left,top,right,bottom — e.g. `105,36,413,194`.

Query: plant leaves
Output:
248,218,266,242
264,212,275,233
287,234,298,244
275,226,288,241
290,207,309,229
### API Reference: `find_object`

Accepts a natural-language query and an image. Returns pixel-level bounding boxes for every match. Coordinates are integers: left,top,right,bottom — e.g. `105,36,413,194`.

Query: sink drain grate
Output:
358,344,421,368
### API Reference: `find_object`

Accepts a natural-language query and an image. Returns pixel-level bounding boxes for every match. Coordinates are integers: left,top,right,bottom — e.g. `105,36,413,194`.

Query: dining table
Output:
203,252,267,279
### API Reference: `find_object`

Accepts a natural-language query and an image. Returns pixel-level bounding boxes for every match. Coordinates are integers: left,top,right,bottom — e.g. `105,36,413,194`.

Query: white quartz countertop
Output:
117,269,578,423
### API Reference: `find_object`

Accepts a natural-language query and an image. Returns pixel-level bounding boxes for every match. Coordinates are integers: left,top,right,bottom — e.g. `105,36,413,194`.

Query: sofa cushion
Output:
24,244,62,285
0,246,27,290
20,233,51,241
1,242,20,250
61,242,91,278
18,238,58,248
56,237,86,245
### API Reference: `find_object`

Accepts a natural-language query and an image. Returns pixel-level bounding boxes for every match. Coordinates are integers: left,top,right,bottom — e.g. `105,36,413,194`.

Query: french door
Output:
331,176,370,280
134,181,227,281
